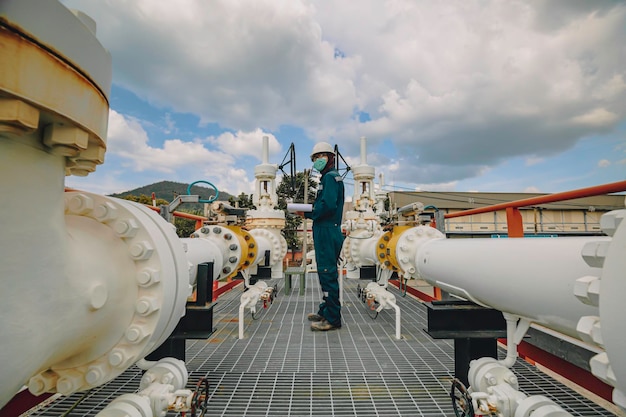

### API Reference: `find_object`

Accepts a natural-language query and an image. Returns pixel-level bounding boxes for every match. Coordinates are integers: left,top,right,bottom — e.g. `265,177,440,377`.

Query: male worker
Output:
301,142,345,331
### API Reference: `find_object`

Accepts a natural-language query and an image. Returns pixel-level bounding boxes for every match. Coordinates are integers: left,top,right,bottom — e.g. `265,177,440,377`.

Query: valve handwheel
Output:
187,180,219,203
190,377,209,417
451,378,474,417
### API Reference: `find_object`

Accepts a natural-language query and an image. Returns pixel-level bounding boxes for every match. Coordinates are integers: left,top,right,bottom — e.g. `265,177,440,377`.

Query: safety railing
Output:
145,205,207,230
444,180,626,237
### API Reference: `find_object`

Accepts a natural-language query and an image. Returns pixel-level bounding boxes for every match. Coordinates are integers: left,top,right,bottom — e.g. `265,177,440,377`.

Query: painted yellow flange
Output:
223,225,257,279
375,226,413,272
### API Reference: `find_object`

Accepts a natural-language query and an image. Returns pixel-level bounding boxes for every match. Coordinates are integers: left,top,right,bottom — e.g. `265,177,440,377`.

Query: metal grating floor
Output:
28,274,616,416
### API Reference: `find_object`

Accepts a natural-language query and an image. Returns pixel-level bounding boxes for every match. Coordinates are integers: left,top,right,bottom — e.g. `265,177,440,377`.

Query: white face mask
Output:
313,155,328,171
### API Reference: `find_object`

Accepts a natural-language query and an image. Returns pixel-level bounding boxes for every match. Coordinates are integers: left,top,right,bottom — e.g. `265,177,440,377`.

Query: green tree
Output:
121,194,168,206
174,208,204,237
228,192,255,209
277,171,317,258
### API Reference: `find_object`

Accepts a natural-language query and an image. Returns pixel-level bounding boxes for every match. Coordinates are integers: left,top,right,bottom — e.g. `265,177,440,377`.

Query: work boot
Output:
307,313,323,322
311,319,341,331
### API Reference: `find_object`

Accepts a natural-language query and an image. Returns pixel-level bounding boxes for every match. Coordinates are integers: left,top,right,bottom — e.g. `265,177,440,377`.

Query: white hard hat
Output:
310,142,334,160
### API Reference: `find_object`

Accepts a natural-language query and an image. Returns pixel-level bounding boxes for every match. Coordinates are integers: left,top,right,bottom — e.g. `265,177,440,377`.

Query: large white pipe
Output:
1,138,70,405
0,137,197,406
415,236,605,340
180,238,225,286
1,149,244,408
382,217,626,409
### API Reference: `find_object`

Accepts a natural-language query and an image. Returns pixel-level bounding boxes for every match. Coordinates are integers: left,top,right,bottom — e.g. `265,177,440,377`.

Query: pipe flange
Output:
513,395,565,417
468,357,517,393
376,229,401,272
225,226,256,276
193,225,257,279
586,208,626,407
249,228,288,265
376,226,444,277
29,192,189,396
345,228,382,267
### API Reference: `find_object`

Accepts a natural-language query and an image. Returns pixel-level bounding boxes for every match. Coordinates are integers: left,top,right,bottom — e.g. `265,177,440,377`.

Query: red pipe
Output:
145,204,207,229
389,279,439,302
0,391,53,417
213,279,243,301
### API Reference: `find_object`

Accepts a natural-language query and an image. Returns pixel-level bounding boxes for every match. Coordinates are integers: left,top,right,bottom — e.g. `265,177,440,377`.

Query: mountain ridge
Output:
109,180,235,208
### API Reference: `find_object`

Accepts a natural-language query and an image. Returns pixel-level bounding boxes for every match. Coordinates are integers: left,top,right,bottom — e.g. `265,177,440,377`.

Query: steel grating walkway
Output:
28,274,616,416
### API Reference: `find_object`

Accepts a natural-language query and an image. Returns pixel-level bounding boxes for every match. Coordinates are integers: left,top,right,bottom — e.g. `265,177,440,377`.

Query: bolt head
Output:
114,219,139,238
67,194,94,215
93,202,118,222
130,241,154,260
108,350,126,367
600,209,625,237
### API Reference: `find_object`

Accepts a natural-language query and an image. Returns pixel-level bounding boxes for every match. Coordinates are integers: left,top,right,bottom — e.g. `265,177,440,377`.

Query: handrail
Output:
443,180,626,237
445,180,626,219
145,205,207,230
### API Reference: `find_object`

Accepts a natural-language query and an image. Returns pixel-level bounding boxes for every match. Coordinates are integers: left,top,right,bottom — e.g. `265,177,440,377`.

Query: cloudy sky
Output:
61,0,626,199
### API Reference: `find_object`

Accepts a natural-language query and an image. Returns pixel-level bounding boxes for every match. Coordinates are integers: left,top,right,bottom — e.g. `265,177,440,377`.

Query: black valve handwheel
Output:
451,378,474,417
190,377,209,417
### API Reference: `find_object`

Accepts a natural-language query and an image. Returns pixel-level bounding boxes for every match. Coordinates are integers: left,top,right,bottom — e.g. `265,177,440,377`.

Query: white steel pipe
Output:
238,281,268,339
262,135,269,165
1,138,69,405
252,136,278,208
500,314,518,369
388,299,401,340
238,297,252,340
415,236,606,340
365,282,401,340
180,237,225,285
0,137,195,405
360,136,367,164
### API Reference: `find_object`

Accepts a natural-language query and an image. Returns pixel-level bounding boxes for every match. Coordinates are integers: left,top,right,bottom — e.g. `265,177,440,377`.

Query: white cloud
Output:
598,159,611,168
107,110,232,173
206,129,281,160
104,110,263,193
64,0,358,132
524,186,541,193
525,157,544,166
571,108,619,127
593,74,626,101
61,0,626,187
413,181,459,192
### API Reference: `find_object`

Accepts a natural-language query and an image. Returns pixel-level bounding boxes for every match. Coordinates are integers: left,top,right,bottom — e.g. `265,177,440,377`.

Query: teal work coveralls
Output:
305,169,345,326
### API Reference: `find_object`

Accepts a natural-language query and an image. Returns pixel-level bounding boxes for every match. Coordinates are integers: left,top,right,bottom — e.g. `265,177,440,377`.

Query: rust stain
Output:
0,25,108,147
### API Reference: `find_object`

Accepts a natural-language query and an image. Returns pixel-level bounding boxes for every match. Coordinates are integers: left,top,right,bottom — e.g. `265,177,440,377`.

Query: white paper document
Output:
287,203,313,213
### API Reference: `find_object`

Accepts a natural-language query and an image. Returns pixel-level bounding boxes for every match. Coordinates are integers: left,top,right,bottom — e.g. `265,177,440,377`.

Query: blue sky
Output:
61,0,626,200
